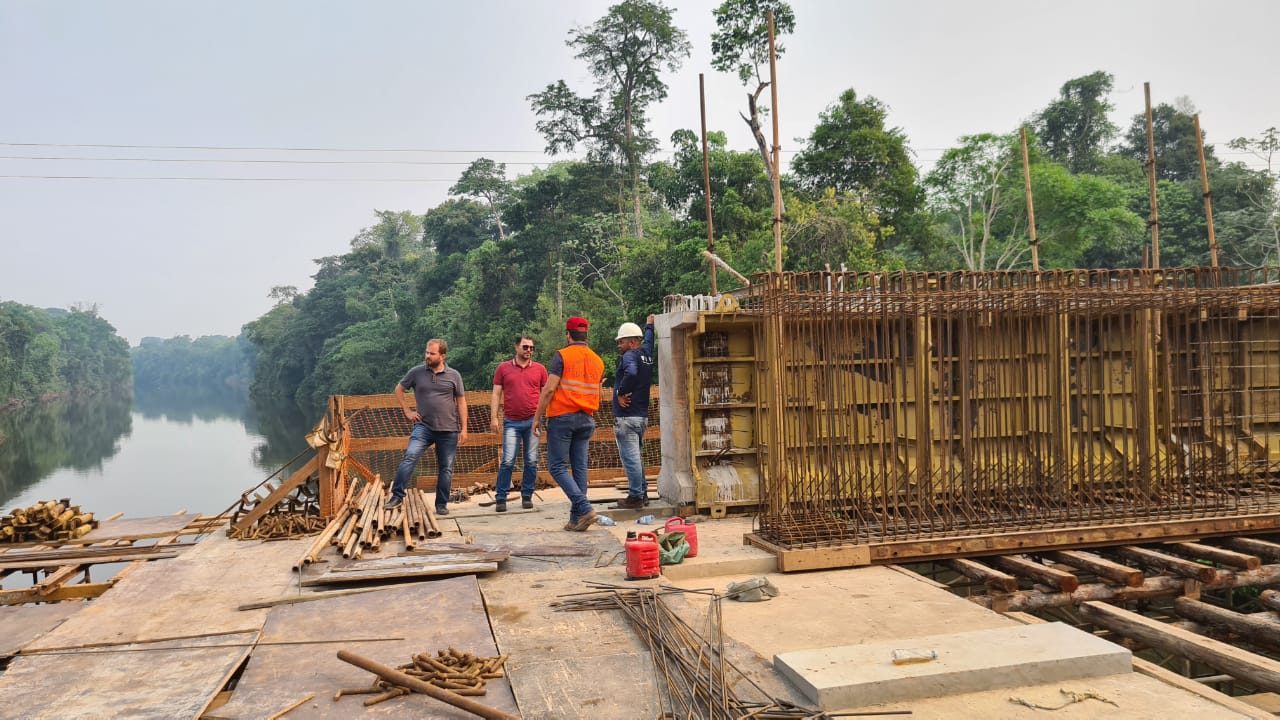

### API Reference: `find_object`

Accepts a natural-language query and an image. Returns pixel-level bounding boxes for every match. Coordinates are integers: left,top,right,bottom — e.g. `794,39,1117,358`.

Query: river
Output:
0,390,315,520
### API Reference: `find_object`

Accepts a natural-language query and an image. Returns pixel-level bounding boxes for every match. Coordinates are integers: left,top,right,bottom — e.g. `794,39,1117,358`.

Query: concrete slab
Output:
774,622,1131,709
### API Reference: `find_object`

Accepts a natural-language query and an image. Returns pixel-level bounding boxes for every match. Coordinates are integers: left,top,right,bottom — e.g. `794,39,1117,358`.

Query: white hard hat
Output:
615,322,643,341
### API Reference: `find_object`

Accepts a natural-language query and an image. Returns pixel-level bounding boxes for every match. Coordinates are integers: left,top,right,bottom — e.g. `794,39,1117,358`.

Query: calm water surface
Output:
0,390,314,519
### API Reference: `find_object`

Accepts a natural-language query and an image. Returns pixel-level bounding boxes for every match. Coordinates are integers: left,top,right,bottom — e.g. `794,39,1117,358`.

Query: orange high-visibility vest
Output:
547,343,604,417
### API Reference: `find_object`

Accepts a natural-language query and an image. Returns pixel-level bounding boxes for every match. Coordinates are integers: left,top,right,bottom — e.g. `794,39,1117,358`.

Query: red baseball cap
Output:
565,316,589,332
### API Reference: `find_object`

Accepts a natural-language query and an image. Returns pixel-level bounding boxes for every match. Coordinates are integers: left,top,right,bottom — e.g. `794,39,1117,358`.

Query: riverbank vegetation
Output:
0,302,132,408
235,0,1276,412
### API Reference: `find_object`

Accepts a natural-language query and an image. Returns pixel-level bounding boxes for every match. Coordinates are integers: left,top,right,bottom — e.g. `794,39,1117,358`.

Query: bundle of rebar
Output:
552,583,832,719
1,499,97,543
228,511,326,540
295,483,440,570
334,647,508,706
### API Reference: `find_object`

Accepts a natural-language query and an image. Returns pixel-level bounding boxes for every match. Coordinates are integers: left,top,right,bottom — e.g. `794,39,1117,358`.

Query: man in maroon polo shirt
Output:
489,335,548,512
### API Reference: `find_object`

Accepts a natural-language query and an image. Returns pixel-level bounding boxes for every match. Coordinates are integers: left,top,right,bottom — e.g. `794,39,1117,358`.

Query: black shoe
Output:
495,501,507,513
613,496,646,510
521,497,534,510
435,506,449,516
383,496,403,510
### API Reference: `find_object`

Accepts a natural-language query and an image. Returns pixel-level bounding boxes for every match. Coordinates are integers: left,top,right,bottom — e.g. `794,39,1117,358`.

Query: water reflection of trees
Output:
0,391,133,506
244,395,316,472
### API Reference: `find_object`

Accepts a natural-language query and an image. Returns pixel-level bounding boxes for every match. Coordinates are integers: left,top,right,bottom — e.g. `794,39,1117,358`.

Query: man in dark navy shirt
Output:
612,314,655,509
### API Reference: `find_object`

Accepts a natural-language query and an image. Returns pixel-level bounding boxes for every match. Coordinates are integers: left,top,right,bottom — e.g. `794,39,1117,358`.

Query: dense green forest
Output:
245,0,1279,413
0,301,132,407
131,334,254,397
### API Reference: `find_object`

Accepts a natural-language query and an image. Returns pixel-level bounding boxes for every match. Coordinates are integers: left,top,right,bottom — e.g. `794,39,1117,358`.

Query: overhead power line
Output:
0,175,457,182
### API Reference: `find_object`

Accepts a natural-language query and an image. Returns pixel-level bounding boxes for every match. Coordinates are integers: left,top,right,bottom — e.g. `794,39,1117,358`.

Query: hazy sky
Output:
2,1,1277,344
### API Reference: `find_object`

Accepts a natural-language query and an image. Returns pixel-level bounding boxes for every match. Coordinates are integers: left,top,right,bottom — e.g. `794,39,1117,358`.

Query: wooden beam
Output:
301,562,498,586
990,555,1079,592
1115,546,1219,583
0,581,115,606
1169,542,1261,570
1224,537,1280,562
0,551,179,572
1173,597,1280,650
231,454,318,534
1045,550,1145,587
1082,600,1280,693
1258,589,1280,614
945,558,1018,592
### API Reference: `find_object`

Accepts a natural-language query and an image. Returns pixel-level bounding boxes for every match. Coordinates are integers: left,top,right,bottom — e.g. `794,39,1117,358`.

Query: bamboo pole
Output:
1144,82,1161,269
1194,114,1219,267
701,250,751,287
699,73,718,294
767,9,783,273
1019,126,1040,271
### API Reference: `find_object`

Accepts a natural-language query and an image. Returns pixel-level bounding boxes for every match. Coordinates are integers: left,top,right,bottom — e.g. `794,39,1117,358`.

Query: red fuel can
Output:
664,516,699,558
625,531,660,580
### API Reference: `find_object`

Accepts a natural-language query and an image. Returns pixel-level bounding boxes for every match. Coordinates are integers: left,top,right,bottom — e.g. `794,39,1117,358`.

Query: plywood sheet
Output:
0,631,255,720
78,513,200,542
481,569,662,720
0,602,84,657
214,576,518,719
25,532,309,650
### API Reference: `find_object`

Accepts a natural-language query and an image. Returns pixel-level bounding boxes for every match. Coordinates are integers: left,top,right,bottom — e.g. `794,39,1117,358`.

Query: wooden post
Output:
1194,114,1219,267
768,9,783,273
699,73,718,294
1144,82,1162,269
1019,127,1040,271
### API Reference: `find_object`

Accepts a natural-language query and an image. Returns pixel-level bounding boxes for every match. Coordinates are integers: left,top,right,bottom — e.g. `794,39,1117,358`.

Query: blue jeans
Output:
615,416,647,499
495,417,538,501
546,412,595,521
392,423,458,511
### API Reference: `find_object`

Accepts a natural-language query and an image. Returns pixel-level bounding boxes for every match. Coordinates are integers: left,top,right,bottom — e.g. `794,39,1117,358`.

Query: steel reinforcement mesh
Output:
744,268,1280,548
339,389,661,492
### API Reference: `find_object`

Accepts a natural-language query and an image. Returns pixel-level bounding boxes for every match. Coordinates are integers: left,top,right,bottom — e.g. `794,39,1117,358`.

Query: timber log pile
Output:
957,537,1280,613
1,499,97,543
295,484,441,570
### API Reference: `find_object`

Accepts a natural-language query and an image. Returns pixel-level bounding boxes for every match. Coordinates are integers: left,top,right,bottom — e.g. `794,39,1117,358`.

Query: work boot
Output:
495,501,507,513
383,496,403,510
569,511,598,532
612,496,646,510
436,506,450,517
521,496,534,510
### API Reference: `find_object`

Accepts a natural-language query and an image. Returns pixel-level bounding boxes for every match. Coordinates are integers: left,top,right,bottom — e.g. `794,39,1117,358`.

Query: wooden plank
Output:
749,514,1280,570
1132,657,1276,720
0,544,191,564
0,631,256,720
990,554,1079,592
1045,549,1145,587
213,578,518,719
0,603,83,657
945,558,1017,592
301,562,498,586
232,455,319,533
1116,546,1220,583
23,533,307,650
1082,600,1280,693
1170,541,1262,570
0,581,115,606
70,514,200,544
744,533,871,570
401,543,595,558
0,551,180,571
330,552,509,571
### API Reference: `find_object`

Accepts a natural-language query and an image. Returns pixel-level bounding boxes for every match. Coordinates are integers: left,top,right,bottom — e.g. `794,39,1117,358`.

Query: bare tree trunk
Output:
743,83,785,217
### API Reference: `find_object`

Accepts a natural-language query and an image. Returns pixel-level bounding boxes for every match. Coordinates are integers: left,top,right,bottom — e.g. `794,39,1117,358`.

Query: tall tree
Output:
710,0,795,194
450,158,512,240
791,88,923,248
1119,102,1215,182
1033,71,1118,174
528,0,691,239
925,133,1027,270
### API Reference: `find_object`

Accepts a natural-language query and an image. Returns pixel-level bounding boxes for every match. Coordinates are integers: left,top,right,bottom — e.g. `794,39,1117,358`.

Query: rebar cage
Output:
742,269,1280,549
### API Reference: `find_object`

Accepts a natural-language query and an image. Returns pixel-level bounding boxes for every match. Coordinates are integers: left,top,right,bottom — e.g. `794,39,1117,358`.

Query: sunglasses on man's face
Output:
520,345,535,350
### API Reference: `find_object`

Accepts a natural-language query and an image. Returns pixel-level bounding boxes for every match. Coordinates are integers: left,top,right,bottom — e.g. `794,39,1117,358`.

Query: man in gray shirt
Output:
386,338,469,515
